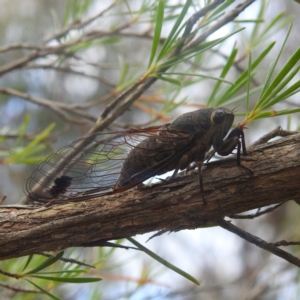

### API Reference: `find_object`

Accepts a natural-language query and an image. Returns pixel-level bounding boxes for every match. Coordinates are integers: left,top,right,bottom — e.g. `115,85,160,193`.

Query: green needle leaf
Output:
24,251,64,275
157,0,192,62
260,65,300,110
207,43,238,106
28,275,101,283
254,24,294,110
22,255,34,272
153,74,182,86
127,237,200,285
148,0,165,68
26,279,61,300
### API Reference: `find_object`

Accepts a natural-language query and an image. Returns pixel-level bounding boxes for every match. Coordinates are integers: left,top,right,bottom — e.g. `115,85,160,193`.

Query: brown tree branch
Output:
0,282,40,294
1,133,300,261
228,202,283,219
249,126,299,149
0,88,95,124
217,219,300,268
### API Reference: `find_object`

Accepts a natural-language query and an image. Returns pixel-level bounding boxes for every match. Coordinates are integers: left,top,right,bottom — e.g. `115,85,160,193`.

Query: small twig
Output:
25,63,115,89
175,0,225,55
185,0,256,50
0,44,41,53
271,240,300,247
77,90,117,108
0,269,19,279
0,282,40,293
146,230,168,242
250,126,299,149
228,203,284,219
217,219,300,268
44,2,116,44
0,5,132,78
0,49,40,76
0,88,95,124
80,241,138,251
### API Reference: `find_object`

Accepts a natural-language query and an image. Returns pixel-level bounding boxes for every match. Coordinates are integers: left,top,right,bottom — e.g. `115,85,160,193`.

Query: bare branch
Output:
0,88,96,124
3,133,300,261
250,126,299,148
0,269,19,279
0,44,41,53
272,240,300,247
184,0,256,50
0,282,40,294
0,7,134,77
25,63,115,88
43,2,117,44
228,203,284,219
217,219,300,268
175,0,225,55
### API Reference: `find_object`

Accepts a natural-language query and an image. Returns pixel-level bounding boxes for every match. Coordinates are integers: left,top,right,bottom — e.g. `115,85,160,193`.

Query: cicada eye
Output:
211,109,225,125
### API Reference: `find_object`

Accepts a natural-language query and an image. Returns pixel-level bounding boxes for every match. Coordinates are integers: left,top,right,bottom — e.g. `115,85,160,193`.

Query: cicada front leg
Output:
216,127,253,178
216,127,247,165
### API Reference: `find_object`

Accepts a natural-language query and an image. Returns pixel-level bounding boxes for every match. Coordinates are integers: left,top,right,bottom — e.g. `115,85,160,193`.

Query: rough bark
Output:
1,133,300,260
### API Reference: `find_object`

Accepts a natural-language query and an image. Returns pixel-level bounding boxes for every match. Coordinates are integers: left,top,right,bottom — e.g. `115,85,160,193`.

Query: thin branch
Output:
272,240,300,247
184,0,256,50
175,0,225,55
0,282,40,294
228,203,284,219
0,8,134,77
250,126,299,149
0,88,96,124
0,269,19,279
217,219,300,268
0,44,41,53
0,50,40,77
25,63,115,89
76,90,116,109
43,2,117,44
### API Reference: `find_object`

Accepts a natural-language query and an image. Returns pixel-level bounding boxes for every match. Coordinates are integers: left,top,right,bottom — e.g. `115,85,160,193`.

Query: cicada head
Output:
211,107,234,139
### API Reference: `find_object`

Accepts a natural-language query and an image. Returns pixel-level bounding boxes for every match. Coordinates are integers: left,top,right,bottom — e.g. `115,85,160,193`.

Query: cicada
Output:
25,107,247,204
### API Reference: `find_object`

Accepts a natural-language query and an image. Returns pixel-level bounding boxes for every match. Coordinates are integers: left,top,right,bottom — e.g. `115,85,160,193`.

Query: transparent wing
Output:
25,129,194,203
